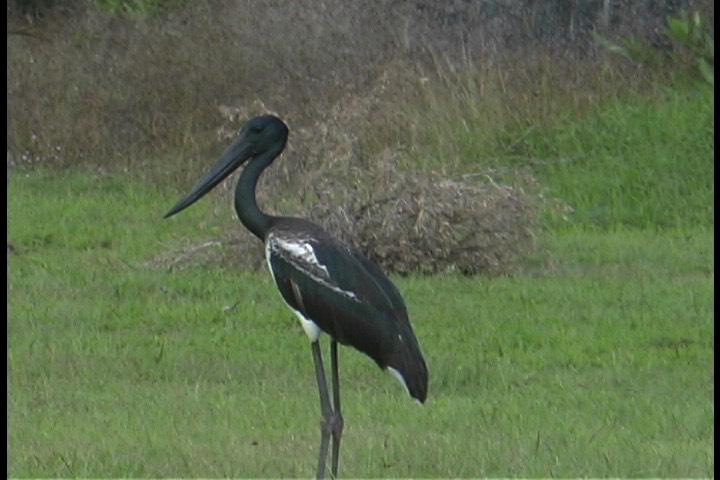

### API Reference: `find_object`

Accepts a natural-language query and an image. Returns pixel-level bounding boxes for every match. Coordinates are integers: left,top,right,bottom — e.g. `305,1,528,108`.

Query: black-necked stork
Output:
164,115,428,479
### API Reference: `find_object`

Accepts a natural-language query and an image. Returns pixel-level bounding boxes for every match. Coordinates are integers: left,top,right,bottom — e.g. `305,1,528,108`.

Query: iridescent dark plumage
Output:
165,115,428,478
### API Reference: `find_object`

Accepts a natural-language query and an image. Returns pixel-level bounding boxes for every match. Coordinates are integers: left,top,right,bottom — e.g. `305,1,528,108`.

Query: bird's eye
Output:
251,125,264,134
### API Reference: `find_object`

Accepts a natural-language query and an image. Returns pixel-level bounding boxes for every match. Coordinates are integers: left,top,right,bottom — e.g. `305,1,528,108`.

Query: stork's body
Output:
165,115,428,479
265,218,427,391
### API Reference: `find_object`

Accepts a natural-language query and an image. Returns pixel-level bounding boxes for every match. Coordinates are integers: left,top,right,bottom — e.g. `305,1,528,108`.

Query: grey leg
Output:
330,340,344,478
311,341,332,479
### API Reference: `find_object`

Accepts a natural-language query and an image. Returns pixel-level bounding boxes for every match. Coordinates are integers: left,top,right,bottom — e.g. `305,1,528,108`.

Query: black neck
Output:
234,147,281,240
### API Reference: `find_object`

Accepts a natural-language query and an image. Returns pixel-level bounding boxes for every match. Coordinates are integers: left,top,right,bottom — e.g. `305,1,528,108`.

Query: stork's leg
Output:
311,341,332,480
330,340,344,478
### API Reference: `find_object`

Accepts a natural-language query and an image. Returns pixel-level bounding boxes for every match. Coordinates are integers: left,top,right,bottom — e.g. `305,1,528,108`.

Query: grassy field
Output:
8,168,713,477
8,2,714,477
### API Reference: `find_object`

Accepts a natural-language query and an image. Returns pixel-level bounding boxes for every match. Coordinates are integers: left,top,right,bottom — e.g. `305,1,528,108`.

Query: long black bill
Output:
164,135,256,219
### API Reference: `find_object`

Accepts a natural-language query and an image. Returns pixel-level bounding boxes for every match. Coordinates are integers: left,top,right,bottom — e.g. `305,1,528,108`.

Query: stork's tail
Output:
385,324,428,403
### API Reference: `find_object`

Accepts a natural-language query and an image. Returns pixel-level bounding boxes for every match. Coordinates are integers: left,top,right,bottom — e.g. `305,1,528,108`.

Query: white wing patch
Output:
272,236,329,276
264,239,322,342
266,233,360,302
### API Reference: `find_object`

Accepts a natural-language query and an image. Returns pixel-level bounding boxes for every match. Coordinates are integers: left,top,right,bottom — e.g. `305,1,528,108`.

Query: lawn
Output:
8,170,713,477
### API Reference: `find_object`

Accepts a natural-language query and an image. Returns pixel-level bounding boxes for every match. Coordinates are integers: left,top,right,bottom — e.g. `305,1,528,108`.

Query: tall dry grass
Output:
9,0,709,176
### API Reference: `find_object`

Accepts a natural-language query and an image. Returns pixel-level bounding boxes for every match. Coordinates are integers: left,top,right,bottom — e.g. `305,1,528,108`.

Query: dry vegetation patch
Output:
10,0,709,275
162,80,544,276
308,166,540,275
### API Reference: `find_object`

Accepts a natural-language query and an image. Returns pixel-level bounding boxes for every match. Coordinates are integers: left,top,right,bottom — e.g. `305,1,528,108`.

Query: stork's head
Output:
164,115,288,218
235,115,289,158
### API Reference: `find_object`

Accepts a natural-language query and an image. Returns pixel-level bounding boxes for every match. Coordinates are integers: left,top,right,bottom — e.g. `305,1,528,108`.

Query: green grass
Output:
9,169,713,477
524,85,714,230
404,75,713,231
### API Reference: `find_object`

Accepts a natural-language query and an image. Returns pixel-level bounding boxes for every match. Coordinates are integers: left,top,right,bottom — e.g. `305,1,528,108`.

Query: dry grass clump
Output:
307,164,540,276
152,163,542,277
